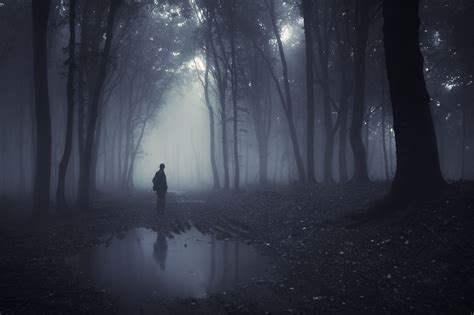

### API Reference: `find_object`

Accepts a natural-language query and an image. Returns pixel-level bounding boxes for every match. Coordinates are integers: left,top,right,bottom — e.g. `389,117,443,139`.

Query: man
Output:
153,163,168,211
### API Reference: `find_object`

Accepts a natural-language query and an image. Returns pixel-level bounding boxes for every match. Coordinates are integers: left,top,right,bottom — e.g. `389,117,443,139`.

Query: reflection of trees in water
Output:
208,238,242,292
153,233,168,271
222,240,228,288
208,235,216,293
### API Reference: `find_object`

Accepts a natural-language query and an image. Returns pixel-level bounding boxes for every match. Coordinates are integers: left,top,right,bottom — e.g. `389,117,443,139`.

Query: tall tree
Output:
264,0,306,183
204,2,231,190
193,2,221,190
56,0,77,211
382,0,445,203
203,49,220,189
302,0,316,183
228,1,240,190
32,0,52,213
313,0,337,183
77,0,121,210
350,0,371,182
335,5,353,183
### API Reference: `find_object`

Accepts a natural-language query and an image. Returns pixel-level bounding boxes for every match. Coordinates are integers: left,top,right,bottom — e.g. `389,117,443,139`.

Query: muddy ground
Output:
0,182,473,314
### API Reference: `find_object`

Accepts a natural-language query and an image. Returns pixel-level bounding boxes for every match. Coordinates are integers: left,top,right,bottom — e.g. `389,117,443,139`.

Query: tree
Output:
78,0,121,210
56,0,77,211
203,49,221,189
313,0,337,183
203,1,231,190
193,2,221,190
302,0,316,183
228,1,240,190
349,0,372,182
382,0,446,203
334,3,353,183
264,0,306,183
32,0,52,213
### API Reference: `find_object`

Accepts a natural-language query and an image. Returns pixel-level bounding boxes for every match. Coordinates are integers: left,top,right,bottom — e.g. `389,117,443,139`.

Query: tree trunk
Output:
381,68,389,180
336,12,351,183
230,7,240,191
204,50,220,189
382,0,445,203
89,110,103,194
338,85,349,183
77,0,121,210
32,0,52,213
350,0,370,182
56,0,76,211
266,0,306,183
461,104,466,179
220,96,230,189
302,0,315,183
206,9,230,190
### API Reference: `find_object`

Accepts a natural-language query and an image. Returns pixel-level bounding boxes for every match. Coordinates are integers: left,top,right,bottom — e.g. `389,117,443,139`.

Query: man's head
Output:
159,163,165,170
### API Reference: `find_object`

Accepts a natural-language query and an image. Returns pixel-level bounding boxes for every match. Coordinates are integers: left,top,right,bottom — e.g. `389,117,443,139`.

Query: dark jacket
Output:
153,169,168,193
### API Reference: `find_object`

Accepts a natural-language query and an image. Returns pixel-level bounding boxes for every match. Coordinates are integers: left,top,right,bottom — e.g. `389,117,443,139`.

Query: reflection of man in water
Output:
152,163,168,211
153,233,168,271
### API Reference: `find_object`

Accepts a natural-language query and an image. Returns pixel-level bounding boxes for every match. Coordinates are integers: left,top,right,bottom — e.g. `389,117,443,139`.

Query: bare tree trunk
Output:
78,0,121,210
302,0,315,183
76,0,91,168
229,6,240,191
336,10,351,183
266,0,306,183
110,126,117,186
350,0,370,182
56,0,76,211
383,0,445,204
338,78,349,183
32,0,52,213
381,68,389,180
206,8,230,189
204,49,220,189
89,110,103,194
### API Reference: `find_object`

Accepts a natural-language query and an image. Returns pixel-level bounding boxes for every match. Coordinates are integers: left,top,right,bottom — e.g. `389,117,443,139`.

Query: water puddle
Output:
67,226,270,309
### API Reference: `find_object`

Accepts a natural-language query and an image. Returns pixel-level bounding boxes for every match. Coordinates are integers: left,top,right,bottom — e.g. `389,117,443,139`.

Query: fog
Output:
0,0,472,207
134,79,213,190
1,0,474,313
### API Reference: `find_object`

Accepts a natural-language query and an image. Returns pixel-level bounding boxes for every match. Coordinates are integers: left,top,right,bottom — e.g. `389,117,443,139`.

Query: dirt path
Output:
1,183,473,313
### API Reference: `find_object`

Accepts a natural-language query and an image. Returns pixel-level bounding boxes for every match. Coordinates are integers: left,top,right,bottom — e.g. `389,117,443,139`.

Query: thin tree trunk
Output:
32,0,52,213
382,0,445,204
302,0,315,183
78,0,121,210
338,82,349,183
204,49,220,189
206,9,230,190
350,0,370,182
266,0,306,183
230,6,240,191
461,104,466,179
56,0,76,211
381,69,389,180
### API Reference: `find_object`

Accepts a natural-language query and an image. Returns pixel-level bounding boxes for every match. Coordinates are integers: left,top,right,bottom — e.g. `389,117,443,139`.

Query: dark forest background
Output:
0,0,473,214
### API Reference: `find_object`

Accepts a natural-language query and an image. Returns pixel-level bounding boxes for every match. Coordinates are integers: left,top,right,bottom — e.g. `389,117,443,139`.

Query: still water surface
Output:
68,226,270,308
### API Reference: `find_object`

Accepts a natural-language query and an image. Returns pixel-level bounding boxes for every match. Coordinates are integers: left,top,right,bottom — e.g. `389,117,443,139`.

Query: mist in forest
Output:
1,0,473,213
1,0,474,313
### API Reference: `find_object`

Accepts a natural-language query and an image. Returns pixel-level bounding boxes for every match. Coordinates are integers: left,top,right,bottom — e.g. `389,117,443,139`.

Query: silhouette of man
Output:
153,163,168,211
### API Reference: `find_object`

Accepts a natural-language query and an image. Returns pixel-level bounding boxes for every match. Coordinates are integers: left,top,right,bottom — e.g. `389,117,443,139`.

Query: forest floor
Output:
0,182,473,314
